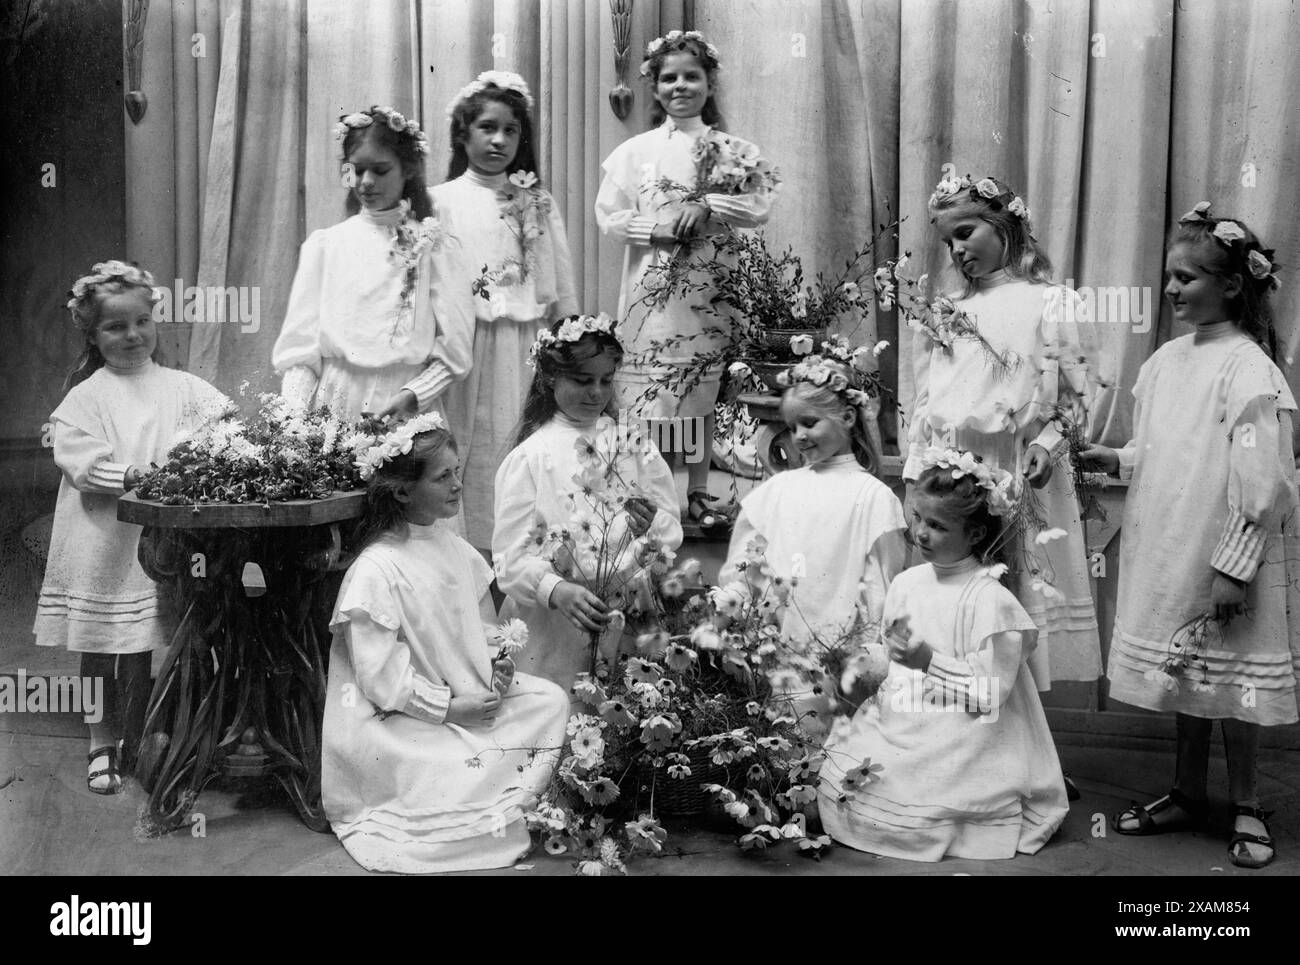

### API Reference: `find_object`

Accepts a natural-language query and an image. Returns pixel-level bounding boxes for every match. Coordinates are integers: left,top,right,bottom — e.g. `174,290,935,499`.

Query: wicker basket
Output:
752,326,829,361
640,746,730,817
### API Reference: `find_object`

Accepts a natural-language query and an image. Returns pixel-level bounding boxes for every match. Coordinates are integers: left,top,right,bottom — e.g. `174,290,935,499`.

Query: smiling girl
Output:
433,72,578,554
271,105,475,424
36,262,230,794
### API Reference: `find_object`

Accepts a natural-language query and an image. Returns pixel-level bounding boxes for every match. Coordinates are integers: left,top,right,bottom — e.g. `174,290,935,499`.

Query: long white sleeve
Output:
925,629,1028,714
1030,287,1095,456
492,451,564,609
703,189,773,229
546,202,580,319
341,609,452,724
271,231,327,377
402,242,477,411
1212,397,1294,582
903,327,935,480
594,171,657,245
52,420,130,494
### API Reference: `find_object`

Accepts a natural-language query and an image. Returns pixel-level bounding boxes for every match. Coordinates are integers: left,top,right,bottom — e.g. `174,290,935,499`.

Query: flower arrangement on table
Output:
134,394,381,505
526,535,893,874
471,169,552,300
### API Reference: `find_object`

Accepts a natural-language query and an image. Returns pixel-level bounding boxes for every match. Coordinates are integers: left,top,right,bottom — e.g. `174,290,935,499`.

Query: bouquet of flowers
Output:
387,210,447,330
134,395,379,505
472,169,552,298
652,129,782,204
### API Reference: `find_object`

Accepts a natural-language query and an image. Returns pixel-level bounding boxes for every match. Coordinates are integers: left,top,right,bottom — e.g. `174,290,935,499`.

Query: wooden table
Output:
118,491,366,835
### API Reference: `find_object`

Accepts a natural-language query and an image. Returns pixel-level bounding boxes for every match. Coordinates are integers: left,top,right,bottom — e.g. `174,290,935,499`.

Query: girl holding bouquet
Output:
595,29,777,529
492,316,683,692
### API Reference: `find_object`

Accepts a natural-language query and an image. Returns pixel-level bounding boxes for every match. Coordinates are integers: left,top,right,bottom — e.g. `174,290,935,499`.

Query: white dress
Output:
904,269,1100,687
322,520,568,874
1107,324,1300,725
819,557,1069,862
34,361,230,653
595,115,774,419
430,171,578,550
720,454,907,734
271,204,476,421
492,413,684,692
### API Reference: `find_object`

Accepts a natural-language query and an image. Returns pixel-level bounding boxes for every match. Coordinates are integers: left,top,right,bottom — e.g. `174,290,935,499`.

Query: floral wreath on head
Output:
918,446,1018,517
527,313,618,370
355,412,449,481
928,173,1031,225
446,70,535,120
774,335,887,407
639,29,722,77
67,260,159,318
334,105,430,156
1178,201,1280,291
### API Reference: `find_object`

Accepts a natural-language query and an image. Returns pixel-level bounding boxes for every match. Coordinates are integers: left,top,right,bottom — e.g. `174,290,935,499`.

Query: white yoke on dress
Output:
1107,324,1300,725
720,453,908,738
322,520,568,874
430,171,578,550
595,115,773,419
34,361,230,653
271,204,476,421
903,270,1100,687
818,557,1069,862
492,413,684,691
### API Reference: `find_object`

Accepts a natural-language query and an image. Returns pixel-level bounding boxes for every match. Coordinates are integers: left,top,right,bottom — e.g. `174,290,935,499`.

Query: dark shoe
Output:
1113,787,1207,836
87,742,123,795
1064,774,1081,802
687,490,733,534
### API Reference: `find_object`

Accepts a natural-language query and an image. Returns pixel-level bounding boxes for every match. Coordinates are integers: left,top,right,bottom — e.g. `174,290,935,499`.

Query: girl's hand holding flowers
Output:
886,616,932,672
372,388,419,424
550,581,610,633
491,656,516,696
1210,571,1248,623
671,201,711,241
623,495,656,536
1023,443,1054,488
447,692,502,727
1077,442,1120,476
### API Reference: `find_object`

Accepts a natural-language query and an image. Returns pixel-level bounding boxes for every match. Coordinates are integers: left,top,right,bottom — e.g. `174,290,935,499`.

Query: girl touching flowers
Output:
272,105,475,423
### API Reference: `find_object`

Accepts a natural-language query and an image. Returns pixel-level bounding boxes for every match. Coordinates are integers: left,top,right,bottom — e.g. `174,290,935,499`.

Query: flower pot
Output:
752,326,830,362
745,360,789,392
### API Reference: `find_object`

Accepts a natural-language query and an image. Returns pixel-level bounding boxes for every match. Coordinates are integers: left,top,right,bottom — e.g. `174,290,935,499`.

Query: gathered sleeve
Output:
545,202,580,321
52,418,130,494
703,188,773,230
595,164,657,247
1026,287,1094,456
272,230,327,404
1211,394,1297,582
926,629,1031,714
902,329,935,480
492,449,564,609
402,239,477,411
332,558,451,723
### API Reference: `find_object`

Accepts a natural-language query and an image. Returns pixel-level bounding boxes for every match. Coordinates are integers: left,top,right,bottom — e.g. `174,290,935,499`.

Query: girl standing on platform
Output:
1082,205,1296,869
907,174,1100,690
322,414,568,873
492,316,683,692
719,351,906,733
272,105,475,423
434,71,578,553
595,29,775,530
36,262,230,794
819,454,1069,862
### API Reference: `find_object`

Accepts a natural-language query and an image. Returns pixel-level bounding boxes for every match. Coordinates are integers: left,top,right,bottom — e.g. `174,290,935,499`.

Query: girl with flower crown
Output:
272,105,475,425
322,413,567,873
36,262,231,794
492,316,683,692
595,29,776,529
818,450,1069,862
718,345,906,736
433,72,578,553
1081,206,1297,869
908,174,1100,690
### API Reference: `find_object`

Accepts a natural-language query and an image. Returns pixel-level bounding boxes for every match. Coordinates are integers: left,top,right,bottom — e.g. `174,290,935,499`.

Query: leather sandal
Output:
687,489,733,533
1113,787,1208,835
1228,804,1275,869
87,742,123,795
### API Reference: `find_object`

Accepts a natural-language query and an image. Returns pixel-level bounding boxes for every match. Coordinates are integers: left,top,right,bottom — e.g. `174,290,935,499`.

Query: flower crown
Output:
1178,201,1280,291
447,70,535,119
918,446,1018,517
928,173,1031,224
334,105,430,156
775,336,883,407
639,30,722,77
67,261,158,314
355,412,449,481
527,313,618,370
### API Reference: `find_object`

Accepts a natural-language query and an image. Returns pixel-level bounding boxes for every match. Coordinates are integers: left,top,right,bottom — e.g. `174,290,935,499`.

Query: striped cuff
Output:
403,366,452,412
625,216,656,245
1211,506,1267,582
88,460,130,493
925,652,991,713
404,675,452,724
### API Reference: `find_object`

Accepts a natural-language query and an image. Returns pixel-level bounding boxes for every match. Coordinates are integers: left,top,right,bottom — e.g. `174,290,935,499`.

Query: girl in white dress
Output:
322,413,568,873
595,30,775,529
909,175,1100,689
719,353,906,734
36,262,230,793
492,316,683,692
272,105,475,423
819,454,1069,862
1082,206,1296,869
434,72,578,552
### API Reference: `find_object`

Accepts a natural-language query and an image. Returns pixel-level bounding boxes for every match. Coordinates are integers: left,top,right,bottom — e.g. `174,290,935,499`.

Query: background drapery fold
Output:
116,0,1300,445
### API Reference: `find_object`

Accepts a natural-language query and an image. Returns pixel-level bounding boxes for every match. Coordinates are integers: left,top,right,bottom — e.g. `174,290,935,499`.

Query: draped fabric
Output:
123,0,1300,438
